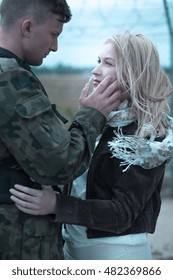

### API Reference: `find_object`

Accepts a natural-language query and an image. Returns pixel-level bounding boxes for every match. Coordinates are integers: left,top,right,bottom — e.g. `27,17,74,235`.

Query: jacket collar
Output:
0,47,31,72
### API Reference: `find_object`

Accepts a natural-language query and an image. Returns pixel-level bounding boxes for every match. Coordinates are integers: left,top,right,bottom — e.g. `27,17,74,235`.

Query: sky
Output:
0,0,172,68
42,0,173,69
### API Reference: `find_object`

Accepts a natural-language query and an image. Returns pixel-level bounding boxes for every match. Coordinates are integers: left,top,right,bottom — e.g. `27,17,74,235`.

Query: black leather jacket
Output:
55,123,166,238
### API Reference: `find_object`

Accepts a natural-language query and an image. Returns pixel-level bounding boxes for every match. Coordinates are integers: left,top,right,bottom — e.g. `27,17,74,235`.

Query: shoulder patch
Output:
15,94,51,119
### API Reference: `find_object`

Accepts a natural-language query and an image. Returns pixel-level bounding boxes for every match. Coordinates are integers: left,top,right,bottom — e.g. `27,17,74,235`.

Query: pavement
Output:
149,197,173,260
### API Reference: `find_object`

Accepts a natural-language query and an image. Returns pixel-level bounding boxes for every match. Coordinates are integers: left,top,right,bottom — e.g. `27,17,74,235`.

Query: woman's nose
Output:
92,65,101,75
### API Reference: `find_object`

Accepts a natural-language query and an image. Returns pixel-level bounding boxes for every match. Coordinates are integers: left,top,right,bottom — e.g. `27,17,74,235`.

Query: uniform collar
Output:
0,47,31,71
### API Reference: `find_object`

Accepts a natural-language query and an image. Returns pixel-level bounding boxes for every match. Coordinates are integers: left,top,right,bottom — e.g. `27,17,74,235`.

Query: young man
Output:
0,0,120,259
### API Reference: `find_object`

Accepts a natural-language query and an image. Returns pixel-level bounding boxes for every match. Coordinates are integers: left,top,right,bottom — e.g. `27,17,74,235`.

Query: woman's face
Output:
92,43,117,89
92,42,130,104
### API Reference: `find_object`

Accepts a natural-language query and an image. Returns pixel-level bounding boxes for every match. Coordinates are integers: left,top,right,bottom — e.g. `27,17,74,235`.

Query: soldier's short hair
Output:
0,0,72,29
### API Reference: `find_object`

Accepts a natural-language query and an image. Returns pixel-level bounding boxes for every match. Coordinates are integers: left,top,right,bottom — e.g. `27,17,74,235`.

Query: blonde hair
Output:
106,31,172,137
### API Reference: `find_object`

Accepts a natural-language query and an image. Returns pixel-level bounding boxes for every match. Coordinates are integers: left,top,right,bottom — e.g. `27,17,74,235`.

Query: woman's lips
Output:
93,79,100,87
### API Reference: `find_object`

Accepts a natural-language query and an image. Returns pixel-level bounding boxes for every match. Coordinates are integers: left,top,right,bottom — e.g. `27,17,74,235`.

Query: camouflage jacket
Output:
0,48,106,189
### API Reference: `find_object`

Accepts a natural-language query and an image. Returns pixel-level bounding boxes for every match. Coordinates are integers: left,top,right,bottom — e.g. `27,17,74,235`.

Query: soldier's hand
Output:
10,184,56,215
79,75,121,118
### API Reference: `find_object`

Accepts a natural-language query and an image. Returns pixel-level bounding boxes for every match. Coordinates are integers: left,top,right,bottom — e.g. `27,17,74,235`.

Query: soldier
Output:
0,0,120,259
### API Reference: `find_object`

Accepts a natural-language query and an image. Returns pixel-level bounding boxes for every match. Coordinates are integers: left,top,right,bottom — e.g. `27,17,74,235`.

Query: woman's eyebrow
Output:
105,57,115,60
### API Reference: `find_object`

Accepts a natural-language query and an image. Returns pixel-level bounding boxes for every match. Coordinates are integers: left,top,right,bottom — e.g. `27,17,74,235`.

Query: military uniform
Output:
0,47,106,259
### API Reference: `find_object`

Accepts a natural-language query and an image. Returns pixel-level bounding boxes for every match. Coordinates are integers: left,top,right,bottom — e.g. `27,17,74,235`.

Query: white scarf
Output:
107,103,173,171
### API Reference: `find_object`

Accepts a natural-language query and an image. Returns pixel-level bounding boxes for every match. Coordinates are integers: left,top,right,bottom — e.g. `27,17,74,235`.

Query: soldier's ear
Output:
21,20,32,37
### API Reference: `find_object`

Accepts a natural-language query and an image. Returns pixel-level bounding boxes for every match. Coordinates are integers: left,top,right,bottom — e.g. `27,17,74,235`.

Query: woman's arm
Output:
10,159,165,234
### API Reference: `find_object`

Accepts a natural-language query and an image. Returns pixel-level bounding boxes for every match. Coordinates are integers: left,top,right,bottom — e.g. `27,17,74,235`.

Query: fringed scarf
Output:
107,102,173,171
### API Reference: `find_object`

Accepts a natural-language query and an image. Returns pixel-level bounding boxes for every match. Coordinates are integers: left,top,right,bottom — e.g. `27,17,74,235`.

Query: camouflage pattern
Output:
0,204,64,260
0,54,105,260
0,56,105,185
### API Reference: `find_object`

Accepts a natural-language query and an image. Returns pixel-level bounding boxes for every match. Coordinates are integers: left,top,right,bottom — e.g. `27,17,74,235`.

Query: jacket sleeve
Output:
54,157,166,234
0,67,106,185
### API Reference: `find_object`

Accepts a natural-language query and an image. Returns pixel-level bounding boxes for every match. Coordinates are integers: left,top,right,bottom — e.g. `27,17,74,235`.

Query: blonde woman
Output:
10,32,173,260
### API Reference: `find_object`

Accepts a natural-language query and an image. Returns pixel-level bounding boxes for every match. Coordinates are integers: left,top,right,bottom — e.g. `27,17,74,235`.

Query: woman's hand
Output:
10,184,57,215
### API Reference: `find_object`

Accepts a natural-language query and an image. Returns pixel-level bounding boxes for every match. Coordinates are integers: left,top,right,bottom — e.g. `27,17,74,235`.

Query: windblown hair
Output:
106,31,172,137
0,0,72,29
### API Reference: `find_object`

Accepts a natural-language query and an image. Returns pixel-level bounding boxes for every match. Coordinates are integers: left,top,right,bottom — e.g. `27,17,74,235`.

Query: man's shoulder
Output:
0,57,47,126
0,57,38,94
0,57,19,72
0,57,31,89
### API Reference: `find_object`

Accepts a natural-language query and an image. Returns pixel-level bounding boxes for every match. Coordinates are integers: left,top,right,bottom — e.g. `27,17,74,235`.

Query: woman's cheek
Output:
110,71,117,83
